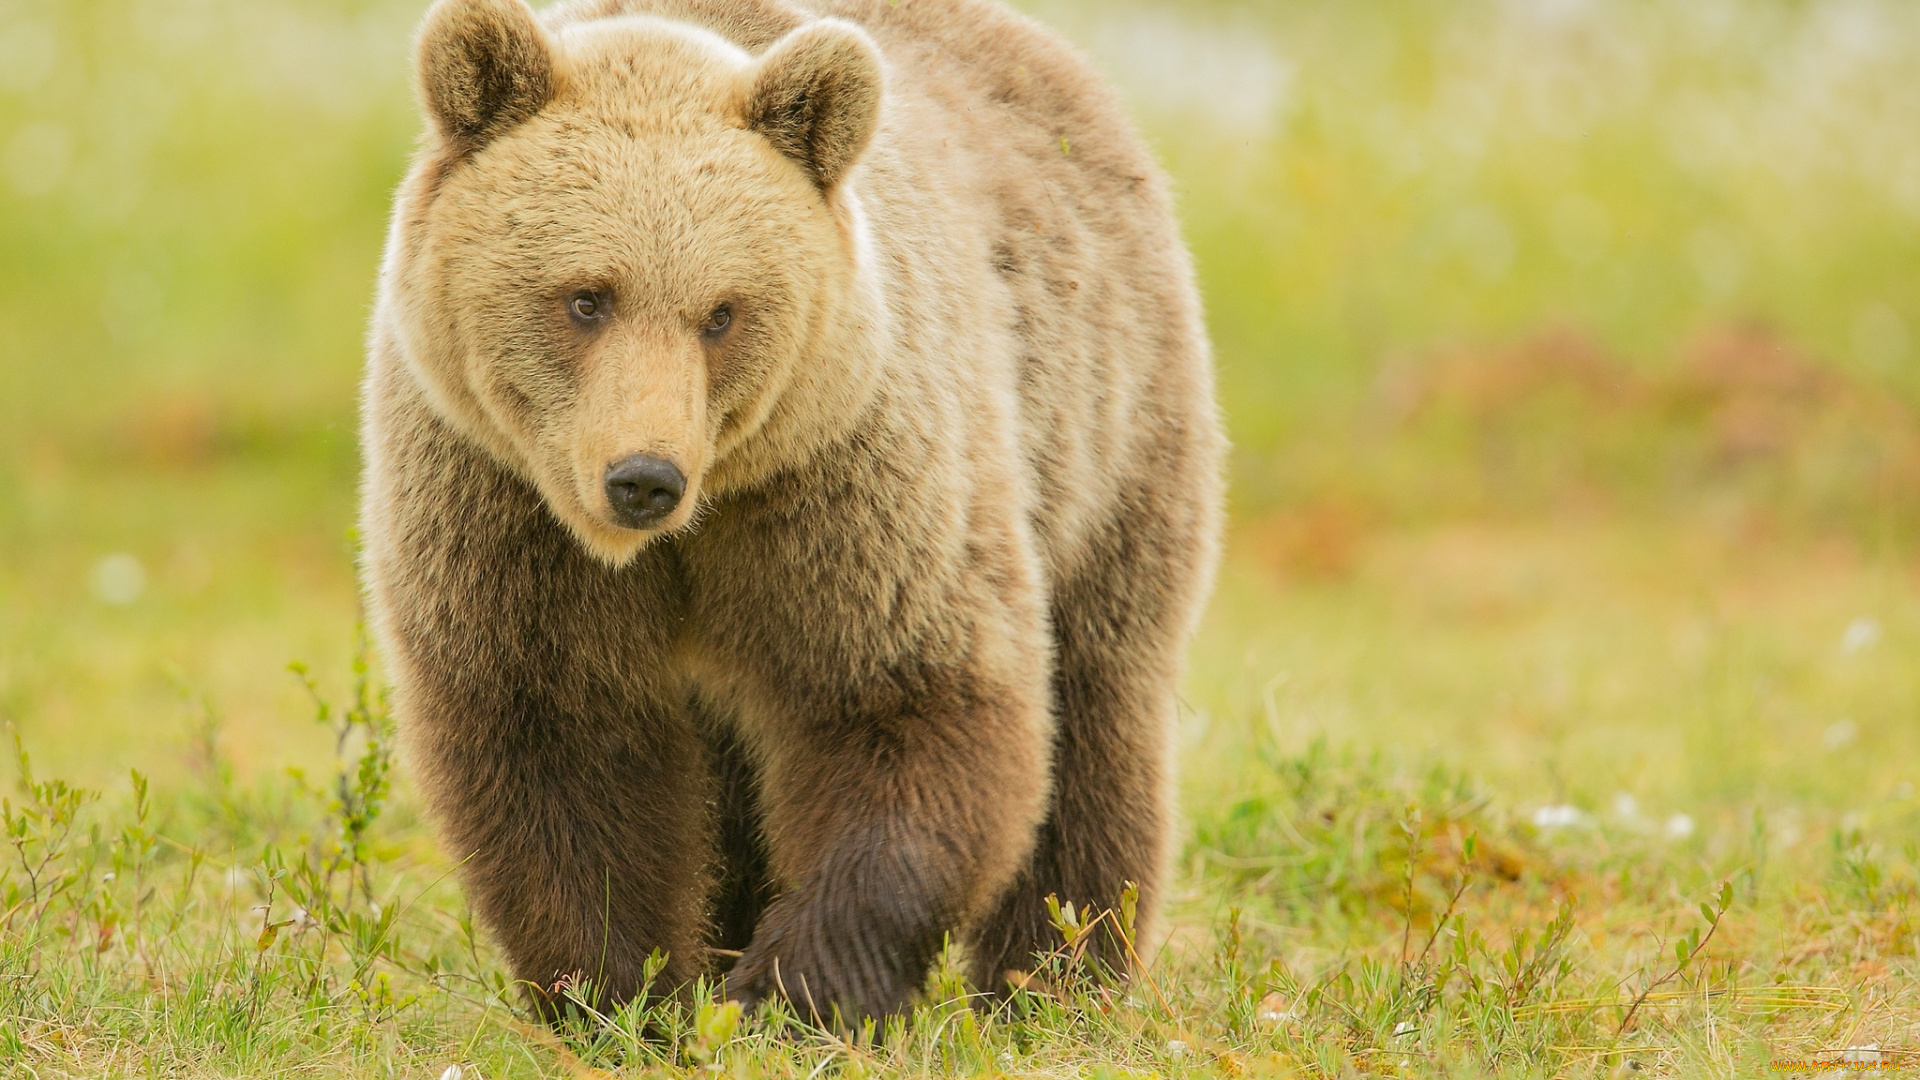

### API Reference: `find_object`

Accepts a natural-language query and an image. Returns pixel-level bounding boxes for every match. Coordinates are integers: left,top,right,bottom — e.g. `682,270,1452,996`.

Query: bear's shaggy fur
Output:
360,0,1222,1021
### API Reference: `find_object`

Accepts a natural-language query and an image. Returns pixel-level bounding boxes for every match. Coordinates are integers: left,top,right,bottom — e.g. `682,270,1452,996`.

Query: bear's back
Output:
817,0,1214,585
542,0,1164,212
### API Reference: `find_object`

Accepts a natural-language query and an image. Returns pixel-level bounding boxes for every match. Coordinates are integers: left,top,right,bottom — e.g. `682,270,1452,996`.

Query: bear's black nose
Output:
604,455,686,529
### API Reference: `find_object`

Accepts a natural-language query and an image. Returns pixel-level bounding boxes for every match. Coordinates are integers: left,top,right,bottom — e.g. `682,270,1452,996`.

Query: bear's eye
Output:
567,291,609,326
701,304,733,338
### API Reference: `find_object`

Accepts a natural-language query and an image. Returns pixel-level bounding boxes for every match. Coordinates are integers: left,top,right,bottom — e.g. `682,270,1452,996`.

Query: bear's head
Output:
383,0,885,564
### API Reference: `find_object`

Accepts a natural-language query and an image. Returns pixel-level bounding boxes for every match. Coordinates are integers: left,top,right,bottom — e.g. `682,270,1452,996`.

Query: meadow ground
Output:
2,0,1919,1075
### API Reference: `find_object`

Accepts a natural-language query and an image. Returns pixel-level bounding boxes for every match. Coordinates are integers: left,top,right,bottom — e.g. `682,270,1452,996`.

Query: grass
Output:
3,0,1920,1074
0,592,1915,1077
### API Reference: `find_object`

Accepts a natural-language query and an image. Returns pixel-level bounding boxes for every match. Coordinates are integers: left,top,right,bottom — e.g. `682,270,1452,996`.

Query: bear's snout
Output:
603,454,686,529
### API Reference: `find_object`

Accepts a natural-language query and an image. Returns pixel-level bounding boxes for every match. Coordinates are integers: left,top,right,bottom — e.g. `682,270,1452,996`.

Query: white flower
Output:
1612,793,1641,823
1823,719,1859,751
1166,1040,1189,1058
1840,617,1881,655
439,1067,466,1080
1663,813,1695,840
90,554,146,605
1392,1020,1416,1038
1531,804,1584,829
1841,1044,1880,1064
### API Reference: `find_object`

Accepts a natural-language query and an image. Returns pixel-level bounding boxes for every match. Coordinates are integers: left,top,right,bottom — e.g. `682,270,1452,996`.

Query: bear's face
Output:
389,0,882,565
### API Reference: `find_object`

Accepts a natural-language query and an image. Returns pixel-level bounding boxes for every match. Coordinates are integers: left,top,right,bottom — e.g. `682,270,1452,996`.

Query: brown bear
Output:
359,0,1223,1023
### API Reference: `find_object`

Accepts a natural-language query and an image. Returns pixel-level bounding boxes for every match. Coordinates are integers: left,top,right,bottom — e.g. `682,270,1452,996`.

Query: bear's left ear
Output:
742,19,883,191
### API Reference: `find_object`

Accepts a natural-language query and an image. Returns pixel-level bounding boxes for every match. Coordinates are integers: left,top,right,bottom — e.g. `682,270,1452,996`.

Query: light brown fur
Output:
361,0,1222,1021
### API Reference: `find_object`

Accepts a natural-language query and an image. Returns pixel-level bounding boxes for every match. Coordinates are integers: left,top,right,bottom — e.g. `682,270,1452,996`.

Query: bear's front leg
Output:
364,414,714,1018
406,667,713,1019
725,645,1052,1022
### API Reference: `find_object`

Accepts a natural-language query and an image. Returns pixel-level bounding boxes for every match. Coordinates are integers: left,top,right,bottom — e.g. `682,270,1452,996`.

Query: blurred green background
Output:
1,0,1917,828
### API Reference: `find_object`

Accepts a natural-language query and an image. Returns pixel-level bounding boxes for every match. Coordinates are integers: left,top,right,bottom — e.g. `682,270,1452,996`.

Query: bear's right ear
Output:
743,20,883,191
415,0,556,151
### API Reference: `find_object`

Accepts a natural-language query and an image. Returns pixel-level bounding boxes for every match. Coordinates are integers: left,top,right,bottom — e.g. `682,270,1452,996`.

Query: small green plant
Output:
2,730,98,940
1614,880,1735,1036
287,625,396,913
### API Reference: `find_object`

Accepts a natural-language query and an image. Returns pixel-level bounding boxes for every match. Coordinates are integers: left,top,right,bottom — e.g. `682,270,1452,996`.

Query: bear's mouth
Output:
537,449,707,567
